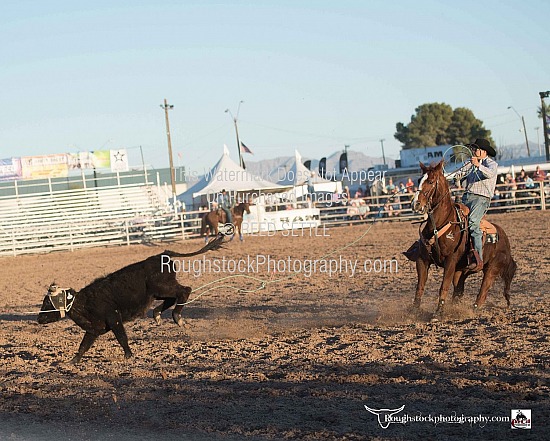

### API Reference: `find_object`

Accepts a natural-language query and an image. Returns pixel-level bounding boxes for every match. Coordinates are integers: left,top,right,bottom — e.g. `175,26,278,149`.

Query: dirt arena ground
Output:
1,211,548,440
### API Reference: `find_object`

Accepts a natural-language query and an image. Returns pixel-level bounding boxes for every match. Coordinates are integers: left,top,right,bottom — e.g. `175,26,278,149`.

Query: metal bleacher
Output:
0,181,168,256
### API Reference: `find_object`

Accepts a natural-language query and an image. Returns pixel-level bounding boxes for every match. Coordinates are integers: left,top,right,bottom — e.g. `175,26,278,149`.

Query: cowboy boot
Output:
466,250,484,272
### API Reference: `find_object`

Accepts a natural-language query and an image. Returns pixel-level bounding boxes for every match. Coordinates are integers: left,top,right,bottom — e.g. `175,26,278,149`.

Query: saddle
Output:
403,203,498,262
456,202,497,236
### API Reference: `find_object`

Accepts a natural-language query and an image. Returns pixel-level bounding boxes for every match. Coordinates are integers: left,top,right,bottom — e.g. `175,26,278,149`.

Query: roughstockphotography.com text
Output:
160,254,399,278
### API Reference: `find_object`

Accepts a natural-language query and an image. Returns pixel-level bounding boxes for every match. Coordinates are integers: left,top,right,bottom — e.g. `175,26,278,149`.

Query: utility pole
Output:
379,139,386,166
521,115,530,157
225,101,245,169
508,106,530,157
535,127,541,156
540,91,550,162
160,98,177,203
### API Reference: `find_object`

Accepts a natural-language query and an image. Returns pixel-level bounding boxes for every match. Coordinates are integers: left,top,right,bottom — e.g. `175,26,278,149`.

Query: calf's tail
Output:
164,234,225,258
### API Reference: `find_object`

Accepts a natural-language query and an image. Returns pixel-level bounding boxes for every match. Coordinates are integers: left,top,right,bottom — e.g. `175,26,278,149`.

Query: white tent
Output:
271,150,330,186
178,145,286,209
270,150,340,196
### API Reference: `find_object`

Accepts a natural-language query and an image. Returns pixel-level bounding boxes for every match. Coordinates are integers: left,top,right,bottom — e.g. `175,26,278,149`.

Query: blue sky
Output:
1,0,548,173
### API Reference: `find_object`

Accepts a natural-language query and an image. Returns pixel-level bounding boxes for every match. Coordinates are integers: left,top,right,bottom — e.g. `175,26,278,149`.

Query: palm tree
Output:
537,103,550,119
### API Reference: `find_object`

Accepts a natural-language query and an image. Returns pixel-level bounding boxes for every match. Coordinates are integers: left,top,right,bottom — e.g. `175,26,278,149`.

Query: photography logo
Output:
511,409,531,430
364,405,405,429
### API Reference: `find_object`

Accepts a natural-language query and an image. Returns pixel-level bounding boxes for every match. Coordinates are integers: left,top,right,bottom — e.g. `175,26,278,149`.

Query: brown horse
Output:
408,161,516,316
200,202,251,242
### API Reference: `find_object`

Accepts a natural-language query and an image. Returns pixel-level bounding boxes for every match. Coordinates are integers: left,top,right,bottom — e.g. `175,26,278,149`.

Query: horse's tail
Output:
502,256,516,307
502,256,517,284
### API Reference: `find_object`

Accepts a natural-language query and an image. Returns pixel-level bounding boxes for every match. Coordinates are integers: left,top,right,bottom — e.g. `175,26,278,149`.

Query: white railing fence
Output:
0,179,548,256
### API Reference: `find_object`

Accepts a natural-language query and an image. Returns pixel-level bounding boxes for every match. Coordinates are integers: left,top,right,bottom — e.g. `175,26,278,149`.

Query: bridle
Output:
414,172,459,258
415,174,451,215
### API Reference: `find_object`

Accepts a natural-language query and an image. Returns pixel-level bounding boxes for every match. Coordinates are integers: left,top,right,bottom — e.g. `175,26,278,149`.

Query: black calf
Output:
38,235,223,363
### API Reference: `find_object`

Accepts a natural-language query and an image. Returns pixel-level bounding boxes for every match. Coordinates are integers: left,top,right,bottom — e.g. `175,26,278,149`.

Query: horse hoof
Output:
239,235,244,242
154,311,161,325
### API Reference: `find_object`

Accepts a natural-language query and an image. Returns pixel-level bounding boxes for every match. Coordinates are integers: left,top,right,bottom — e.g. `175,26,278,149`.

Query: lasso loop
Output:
183,184,410,306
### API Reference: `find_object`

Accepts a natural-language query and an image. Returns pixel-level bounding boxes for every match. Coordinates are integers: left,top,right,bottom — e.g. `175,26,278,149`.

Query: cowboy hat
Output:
466,138,497,157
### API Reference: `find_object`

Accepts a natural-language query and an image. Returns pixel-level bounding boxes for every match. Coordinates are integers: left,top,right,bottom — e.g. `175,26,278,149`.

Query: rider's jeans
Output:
462,192,491,261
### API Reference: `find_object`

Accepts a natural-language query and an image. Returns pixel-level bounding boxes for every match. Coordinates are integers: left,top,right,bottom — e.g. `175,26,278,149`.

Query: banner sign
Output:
339,152,348,174
319,157,327,179
21,154,69,179
91,150,111,169
68,152,95,170
2,148,130,181
110,149,129,172
0,157,22,181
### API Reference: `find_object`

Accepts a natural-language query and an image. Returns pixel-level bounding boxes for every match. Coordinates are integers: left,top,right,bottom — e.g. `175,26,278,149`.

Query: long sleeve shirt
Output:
454,157,498,199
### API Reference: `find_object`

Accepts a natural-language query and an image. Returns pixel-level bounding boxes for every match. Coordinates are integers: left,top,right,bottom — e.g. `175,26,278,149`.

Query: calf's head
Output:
37,284,76,324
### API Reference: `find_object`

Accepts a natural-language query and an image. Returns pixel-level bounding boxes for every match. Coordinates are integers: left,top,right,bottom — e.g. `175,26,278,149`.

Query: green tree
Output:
395,102,493,149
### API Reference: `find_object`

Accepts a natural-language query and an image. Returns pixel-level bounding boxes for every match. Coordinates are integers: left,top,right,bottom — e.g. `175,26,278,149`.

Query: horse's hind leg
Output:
474,265,499,310
452,271,468,304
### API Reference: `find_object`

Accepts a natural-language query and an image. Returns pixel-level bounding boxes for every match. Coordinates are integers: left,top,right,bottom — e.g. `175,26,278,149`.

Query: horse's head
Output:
411,161,447,215
242,201,251,214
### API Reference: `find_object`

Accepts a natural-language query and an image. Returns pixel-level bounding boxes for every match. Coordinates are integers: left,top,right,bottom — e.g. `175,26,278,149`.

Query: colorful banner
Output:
1,148,131,181
21,154,69,179
110,149,129,172
91,150,111,169
0,157,23,181
68,152,95,170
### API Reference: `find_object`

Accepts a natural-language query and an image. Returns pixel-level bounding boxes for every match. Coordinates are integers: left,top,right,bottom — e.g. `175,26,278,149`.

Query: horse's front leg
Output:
413,258,430,308
451,270,468,304
436,261,458,314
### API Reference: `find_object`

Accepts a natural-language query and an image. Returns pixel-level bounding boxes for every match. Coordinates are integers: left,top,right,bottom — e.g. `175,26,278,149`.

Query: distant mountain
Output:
244,150,393,182
497,141,545,160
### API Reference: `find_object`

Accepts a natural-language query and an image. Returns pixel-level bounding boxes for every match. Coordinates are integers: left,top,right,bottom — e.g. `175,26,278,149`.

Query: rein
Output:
418,174,463,260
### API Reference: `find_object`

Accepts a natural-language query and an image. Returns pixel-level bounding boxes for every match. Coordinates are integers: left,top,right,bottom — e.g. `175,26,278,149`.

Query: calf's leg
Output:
107,312,133,359
72,331,99,364
153,298,176,324
171,285,193,327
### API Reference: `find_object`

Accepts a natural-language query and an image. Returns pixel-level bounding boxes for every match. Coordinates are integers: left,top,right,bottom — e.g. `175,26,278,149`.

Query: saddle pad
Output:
480,218,497,235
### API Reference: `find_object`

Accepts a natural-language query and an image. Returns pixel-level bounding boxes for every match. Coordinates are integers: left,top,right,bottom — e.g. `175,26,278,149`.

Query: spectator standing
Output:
533,165,546,183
